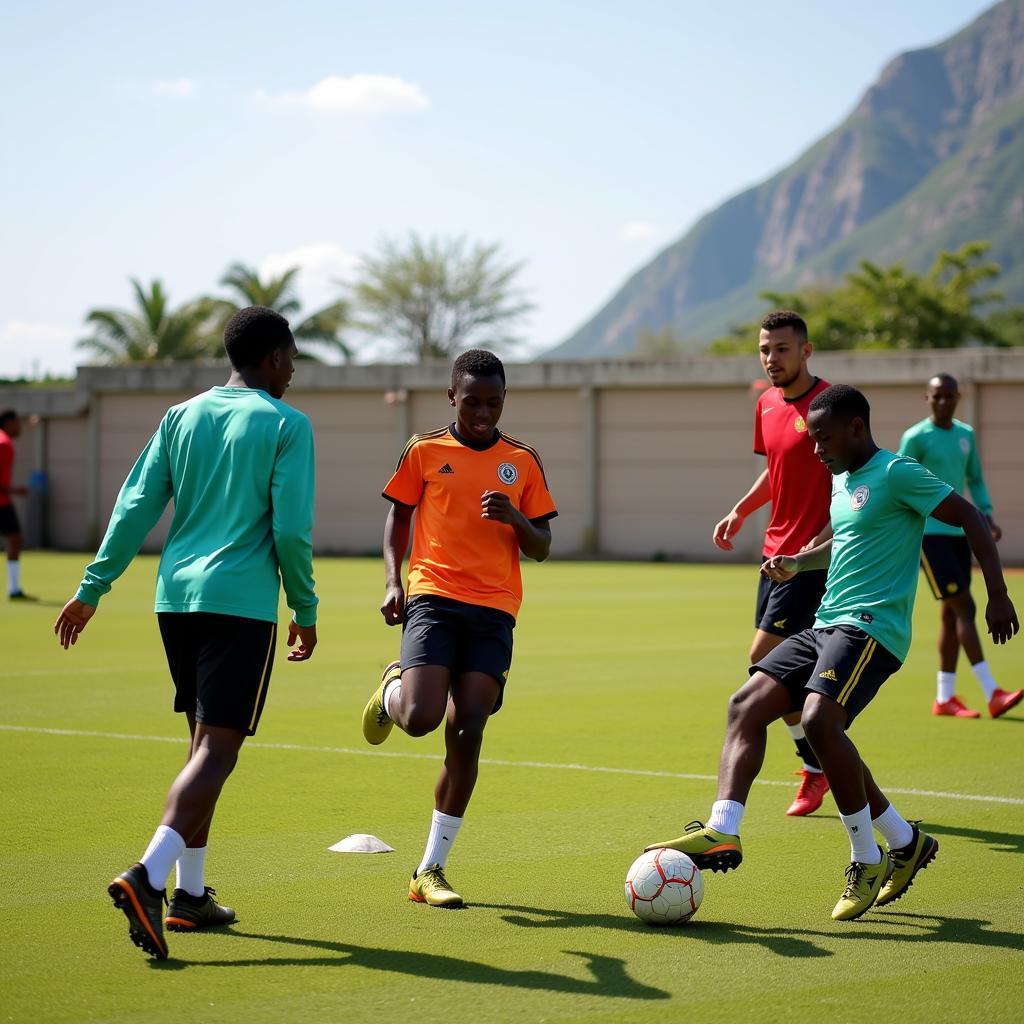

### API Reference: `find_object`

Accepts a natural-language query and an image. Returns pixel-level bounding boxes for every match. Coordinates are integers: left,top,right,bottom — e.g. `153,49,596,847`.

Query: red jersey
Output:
753,377,832,557
0,429,14,508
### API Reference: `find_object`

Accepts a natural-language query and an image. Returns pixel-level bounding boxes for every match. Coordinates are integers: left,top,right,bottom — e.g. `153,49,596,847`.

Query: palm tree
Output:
215,263,353,361
79,279,223,362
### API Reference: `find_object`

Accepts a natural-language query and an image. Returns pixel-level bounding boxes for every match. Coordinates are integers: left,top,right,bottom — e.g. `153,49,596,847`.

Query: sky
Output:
0,0,997,377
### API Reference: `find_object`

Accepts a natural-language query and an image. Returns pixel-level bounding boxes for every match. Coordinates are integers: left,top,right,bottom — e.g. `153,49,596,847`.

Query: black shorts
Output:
753,624,902,727
920,536,972,600
400,595,515,714
755,568,828,637
0,505,21,536
158,612,277,736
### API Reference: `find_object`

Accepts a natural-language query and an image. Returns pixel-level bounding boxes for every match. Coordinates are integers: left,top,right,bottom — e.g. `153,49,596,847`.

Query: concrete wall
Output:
2,349,1023,563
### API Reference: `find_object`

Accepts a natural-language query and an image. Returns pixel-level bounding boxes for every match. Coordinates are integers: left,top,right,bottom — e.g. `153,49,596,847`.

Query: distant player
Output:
0,409,34,600
899,373,1022,720
648,385,1018,921
54,307,319,960
361,349,557,908
712,311,832,816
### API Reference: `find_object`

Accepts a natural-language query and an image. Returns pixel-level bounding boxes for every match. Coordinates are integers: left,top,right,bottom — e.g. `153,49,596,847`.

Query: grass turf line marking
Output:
2,723,1023,806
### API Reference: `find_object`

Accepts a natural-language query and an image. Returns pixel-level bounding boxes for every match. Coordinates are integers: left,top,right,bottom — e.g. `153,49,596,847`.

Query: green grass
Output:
2,554,1023,1024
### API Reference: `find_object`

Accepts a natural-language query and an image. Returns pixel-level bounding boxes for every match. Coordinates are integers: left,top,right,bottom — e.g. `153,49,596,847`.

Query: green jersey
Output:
898,417,992,537
76,386,318,626
814,449,952,661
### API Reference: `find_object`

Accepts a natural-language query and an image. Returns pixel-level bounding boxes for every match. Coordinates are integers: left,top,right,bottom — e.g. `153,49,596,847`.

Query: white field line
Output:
2,723,1023,806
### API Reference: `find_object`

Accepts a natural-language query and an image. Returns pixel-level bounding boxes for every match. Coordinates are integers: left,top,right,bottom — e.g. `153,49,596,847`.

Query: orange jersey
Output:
383,426,558,619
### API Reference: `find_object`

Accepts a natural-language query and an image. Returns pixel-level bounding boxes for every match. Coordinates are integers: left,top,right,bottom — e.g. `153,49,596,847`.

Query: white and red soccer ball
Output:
624,848,704,925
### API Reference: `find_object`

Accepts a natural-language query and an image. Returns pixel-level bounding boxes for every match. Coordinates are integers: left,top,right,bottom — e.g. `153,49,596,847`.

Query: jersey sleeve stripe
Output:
501,433,550,487
394,427,448,472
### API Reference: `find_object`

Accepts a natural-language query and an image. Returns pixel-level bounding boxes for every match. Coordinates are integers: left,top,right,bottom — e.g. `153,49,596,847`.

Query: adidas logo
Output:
819,668,838,681
773,618,787,629
438,464,455,475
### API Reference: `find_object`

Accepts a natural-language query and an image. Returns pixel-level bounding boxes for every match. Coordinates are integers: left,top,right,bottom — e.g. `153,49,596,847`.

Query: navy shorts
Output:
920,536,972,600
158,612,277,736
753,624,902,727
400,595,515,713
755,568,828,637
0,505,21,536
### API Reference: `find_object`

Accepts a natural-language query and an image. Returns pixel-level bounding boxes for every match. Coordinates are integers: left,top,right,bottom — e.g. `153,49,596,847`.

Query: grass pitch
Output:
2,554,1023,1024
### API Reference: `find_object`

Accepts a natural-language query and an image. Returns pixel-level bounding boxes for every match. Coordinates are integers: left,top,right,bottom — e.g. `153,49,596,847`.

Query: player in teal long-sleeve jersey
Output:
53,307,319,960
899,374,1022,720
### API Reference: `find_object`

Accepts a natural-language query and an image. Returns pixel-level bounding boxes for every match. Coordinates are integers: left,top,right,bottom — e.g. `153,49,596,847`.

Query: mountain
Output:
546,0,1024,358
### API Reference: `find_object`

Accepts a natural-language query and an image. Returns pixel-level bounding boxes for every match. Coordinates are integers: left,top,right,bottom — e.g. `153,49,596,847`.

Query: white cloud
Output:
259,242,360,312
153,78,197,98
621,221,658,241
263,74,429,113
0,322,79,379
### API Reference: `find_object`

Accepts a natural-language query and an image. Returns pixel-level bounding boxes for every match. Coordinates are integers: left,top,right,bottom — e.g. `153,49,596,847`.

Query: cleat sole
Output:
875,838,939,907
165,917,198,931
108,880,168,959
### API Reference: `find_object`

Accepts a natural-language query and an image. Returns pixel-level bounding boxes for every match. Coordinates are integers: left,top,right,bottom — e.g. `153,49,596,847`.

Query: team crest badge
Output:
497,462,518,485
850,485,870,510
794,415,807,433
959,437,970,454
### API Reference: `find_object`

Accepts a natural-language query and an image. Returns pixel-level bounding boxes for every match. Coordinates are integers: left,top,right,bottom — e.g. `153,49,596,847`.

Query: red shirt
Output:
0,429,14,508
753,378,832,557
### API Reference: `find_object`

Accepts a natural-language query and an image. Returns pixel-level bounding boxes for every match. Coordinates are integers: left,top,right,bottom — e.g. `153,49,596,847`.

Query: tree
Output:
78,279,222,362
352,234,533,360
708,242,1016,353
214,262,353,361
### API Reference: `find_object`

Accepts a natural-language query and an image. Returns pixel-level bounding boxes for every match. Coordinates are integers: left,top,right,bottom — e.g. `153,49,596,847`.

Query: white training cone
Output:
329,834,395,853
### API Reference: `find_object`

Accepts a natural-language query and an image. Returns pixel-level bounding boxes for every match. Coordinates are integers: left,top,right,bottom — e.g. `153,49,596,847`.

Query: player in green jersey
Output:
899,373,1022,719
647,385,1018,921
53,307,319,960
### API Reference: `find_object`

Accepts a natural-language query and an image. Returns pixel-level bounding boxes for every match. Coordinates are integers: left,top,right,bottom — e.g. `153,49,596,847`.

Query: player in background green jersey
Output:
899,374,1022,720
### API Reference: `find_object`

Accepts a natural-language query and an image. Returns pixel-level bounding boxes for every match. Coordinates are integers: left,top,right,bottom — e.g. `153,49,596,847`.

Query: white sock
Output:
140,825,186,891
936,671,956,703
971,661,998,700
7,560,20,594
175,846,207,897
707,799,744,836
383,678,402,721
417,810,463,875
872,804,914,851
839,805,881,864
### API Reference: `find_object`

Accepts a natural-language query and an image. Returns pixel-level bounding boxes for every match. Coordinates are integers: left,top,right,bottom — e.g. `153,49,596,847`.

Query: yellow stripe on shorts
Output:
838,637,877,706
920,551,942,600
249,623,277,731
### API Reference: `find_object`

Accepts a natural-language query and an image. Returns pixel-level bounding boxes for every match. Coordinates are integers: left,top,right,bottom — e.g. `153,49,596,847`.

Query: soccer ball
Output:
624,848,704,925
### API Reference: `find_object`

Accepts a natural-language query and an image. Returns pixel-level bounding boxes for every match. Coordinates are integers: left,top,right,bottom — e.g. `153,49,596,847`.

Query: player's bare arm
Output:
713,468,771,551
761,538,833,582
53,598,97,650
931,492,1018,644
381,501,414,625
480,490,552,561
985,514,1003,542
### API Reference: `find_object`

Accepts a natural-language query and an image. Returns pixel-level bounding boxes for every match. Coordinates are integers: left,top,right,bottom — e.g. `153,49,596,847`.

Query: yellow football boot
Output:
644,820,742,872
831,849,890,921
361,660,400,745
409,865,464,908
876,825,938,907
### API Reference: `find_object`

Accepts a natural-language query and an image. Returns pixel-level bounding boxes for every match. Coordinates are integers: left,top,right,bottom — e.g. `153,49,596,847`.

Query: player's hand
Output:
760,554,799,582
713,511,744,551
986,516,1003,542
985,592,1019,645
481,490,518,524
380,584,405,626
53,599,97,650
287,621,317,661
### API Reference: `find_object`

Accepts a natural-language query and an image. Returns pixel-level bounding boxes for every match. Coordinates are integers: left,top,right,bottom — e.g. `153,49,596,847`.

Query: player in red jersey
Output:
712,311,833,816
0,409,34,600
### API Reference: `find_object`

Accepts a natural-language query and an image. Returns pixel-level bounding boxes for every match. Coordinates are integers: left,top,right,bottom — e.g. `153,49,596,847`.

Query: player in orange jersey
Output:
361,349,557,908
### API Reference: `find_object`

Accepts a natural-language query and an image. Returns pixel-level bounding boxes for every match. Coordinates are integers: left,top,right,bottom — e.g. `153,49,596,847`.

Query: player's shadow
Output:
156,931,669,1000
474,903,1024,959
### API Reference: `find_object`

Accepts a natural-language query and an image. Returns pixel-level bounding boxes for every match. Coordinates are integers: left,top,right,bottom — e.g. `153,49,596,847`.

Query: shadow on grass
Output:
473,903,1024,958
814,816,1024,855
151,931,669,999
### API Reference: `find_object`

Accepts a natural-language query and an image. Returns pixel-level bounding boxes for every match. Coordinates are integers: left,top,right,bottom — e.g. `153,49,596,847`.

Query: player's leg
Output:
410,672,501,909
3,515,32,599
645,632,812,868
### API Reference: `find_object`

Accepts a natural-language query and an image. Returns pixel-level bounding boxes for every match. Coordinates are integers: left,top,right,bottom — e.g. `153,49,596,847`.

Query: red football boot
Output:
988,688,1023,719
785,768,829,816
932,695,980,718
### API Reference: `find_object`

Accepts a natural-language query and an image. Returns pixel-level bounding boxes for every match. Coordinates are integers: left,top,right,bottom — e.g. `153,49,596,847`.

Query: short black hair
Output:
760,310,808,341
0,409,19,428
928,372,959,391
451,349,505,388
809,383,871,428
223,306,294,369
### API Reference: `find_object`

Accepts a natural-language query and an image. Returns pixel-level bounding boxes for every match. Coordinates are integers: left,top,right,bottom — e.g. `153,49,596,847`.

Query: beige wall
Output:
3,350,1023,563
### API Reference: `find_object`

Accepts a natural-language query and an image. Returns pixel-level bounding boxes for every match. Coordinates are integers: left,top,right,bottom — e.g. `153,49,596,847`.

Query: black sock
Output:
795,737,822,771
